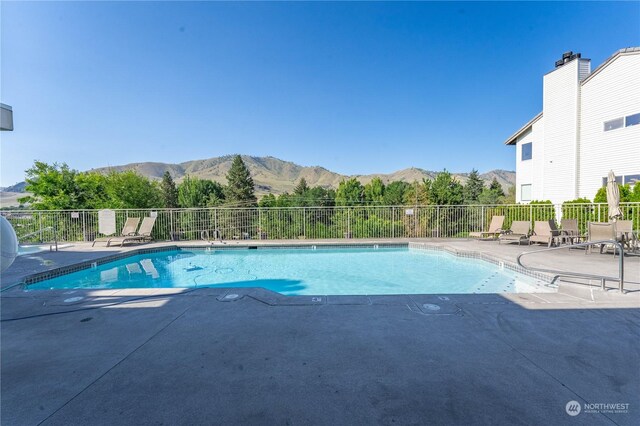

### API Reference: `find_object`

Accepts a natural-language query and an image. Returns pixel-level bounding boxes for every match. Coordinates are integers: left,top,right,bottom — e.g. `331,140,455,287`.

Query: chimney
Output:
555,51,582,68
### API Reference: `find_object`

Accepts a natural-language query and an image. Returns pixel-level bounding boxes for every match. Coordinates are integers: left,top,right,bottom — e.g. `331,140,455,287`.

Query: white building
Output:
504,48,640,204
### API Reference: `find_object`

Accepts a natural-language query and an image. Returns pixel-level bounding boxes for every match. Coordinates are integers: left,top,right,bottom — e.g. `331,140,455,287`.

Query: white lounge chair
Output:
92,217,140,247
107,216,156,247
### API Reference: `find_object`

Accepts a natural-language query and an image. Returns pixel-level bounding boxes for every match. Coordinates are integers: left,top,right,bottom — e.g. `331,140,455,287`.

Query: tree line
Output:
18,155,257,210
16,156,517,210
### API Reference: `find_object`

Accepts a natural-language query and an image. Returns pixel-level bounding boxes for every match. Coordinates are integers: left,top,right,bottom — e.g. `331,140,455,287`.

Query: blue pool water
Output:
27,248,552,295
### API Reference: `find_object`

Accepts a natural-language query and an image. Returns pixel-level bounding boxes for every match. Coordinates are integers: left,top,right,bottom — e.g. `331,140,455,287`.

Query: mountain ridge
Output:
1,155,515,200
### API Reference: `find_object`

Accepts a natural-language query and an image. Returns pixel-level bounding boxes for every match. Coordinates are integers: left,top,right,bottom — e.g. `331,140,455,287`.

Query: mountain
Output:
91,155,514,194
1,155,515,205
0,182,27,193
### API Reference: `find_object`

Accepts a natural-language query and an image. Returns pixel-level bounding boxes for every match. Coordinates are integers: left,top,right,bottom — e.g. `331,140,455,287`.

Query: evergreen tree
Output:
489,177,505,197
293,178,309,196
224,155,257,206
160,171,179,208
463,169,484,204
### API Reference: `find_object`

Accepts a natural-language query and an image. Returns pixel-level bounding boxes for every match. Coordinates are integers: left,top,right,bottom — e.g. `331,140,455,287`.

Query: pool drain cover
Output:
422,303,441,311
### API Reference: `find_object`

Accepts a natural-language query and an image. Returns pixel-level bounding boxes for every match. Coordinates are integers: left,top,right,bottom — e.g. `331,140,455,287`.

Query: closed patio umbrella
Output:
607,170,623,221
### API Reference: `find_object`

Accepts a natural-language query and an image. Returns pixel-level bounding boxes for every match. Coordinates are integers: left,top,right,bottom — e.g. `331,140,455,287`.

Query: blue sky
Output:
1,1,639,186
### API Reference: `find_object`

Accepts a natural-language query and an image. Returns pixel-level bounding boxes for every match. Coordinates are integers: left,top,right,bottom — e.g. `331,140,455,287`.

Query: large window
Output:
626,113,640,127
602,176,623,187
521,142,532,161
604,118,624,131
520,184,532,202
624,174,640,187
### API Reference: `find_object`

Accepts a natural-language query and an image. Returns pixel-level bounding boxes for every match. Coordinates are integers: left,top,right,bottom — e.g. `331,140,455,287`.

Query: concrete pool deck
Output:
1,239,639,425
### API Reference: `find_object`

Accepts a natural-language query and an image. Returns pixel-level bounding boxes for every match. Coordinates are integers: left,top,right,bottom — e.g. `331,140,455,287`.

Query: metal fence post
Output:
170,210,175,240
436,206,440,238
303,207,307,238
38,212,43,243
529,203,533,222
392,207,395,238
82,211,87,242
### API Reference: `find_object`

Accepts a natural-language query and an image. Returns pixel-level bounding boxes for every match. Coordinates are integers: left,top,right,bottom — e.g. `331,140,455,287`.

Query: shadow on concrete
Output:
1,287,638,426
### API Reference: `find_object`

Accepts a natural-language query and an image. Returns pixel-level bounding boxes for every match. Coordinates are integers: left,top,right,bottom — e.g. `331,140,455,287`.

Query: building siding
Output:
515,118,545,202
541,59,580,204
579,53,640,200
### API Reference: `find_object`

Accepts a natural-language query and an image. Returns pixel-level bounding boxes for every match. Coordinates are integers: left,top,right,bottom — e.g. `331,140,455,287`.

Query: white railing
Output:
2,203,639,243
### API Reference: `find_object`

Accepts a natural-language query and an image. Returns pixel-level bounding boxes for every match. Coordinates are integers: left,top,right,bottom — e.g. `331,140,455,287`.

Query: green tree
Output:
383,181,410,205
594,184,632,203
488,177,505,197
258,193,277,207
160,171,179,208
293,178,309,196
19,162,86,209
463,169,484,204
502,185,516,204
178,176,225,208
364,177,385,205
104,171,162,208
402,180,431,205
224,155,257,206
429,171,464,205
307,187,335,207
335,178,364,206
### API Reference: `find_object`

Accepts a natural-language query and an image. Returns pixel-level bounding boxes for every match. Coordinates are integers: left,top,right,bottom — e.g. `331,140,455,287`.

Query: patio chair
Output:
469,215,505,239
615,220,637,253
586,222,617,256
560,219,584,245
107,216,156,247
92,217,140,247
529,220,561,247
498,221,531,245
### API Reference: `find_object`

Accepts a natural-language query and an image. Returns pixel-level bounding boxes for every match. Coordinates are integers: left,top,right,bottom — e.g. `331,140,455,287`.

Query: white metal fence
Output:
3,203,639,243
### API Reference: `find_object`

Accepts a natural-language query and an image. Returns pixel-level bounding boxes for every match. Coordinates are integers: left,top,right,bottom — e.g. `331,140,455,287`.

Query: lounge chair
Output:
498,221,530,245
107,216,156,247
92,217,140,247
560,219,584,245
469,215,505,239
586,222,617,256
529,220,561,247
615,220,637,253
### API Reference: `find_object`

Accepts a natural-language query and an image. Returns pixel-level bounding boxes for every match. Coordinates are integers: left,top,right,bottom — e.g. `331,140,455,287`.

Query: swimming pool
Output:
26,247,552,295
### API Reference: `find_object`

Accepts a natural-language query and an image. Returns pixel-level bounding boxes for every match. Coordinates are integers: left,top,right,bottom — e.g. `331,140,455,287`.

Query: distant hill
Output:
0,155,515,206
90,155,515,194
0,182,27,193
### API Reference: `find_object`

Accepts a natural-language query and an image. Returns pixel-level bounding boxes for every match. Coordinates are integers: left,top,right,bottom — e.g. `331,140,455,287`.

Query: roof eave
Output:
503,112,543,146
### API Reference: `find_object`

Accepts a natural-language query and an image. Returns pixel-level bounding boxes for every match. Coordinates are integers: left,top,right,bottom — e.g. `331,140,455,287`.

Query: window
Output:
624,174,640,186
521,142,532,161
625,113,640,127
604,118,623,131
602,176,623,187
521,184,532,202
